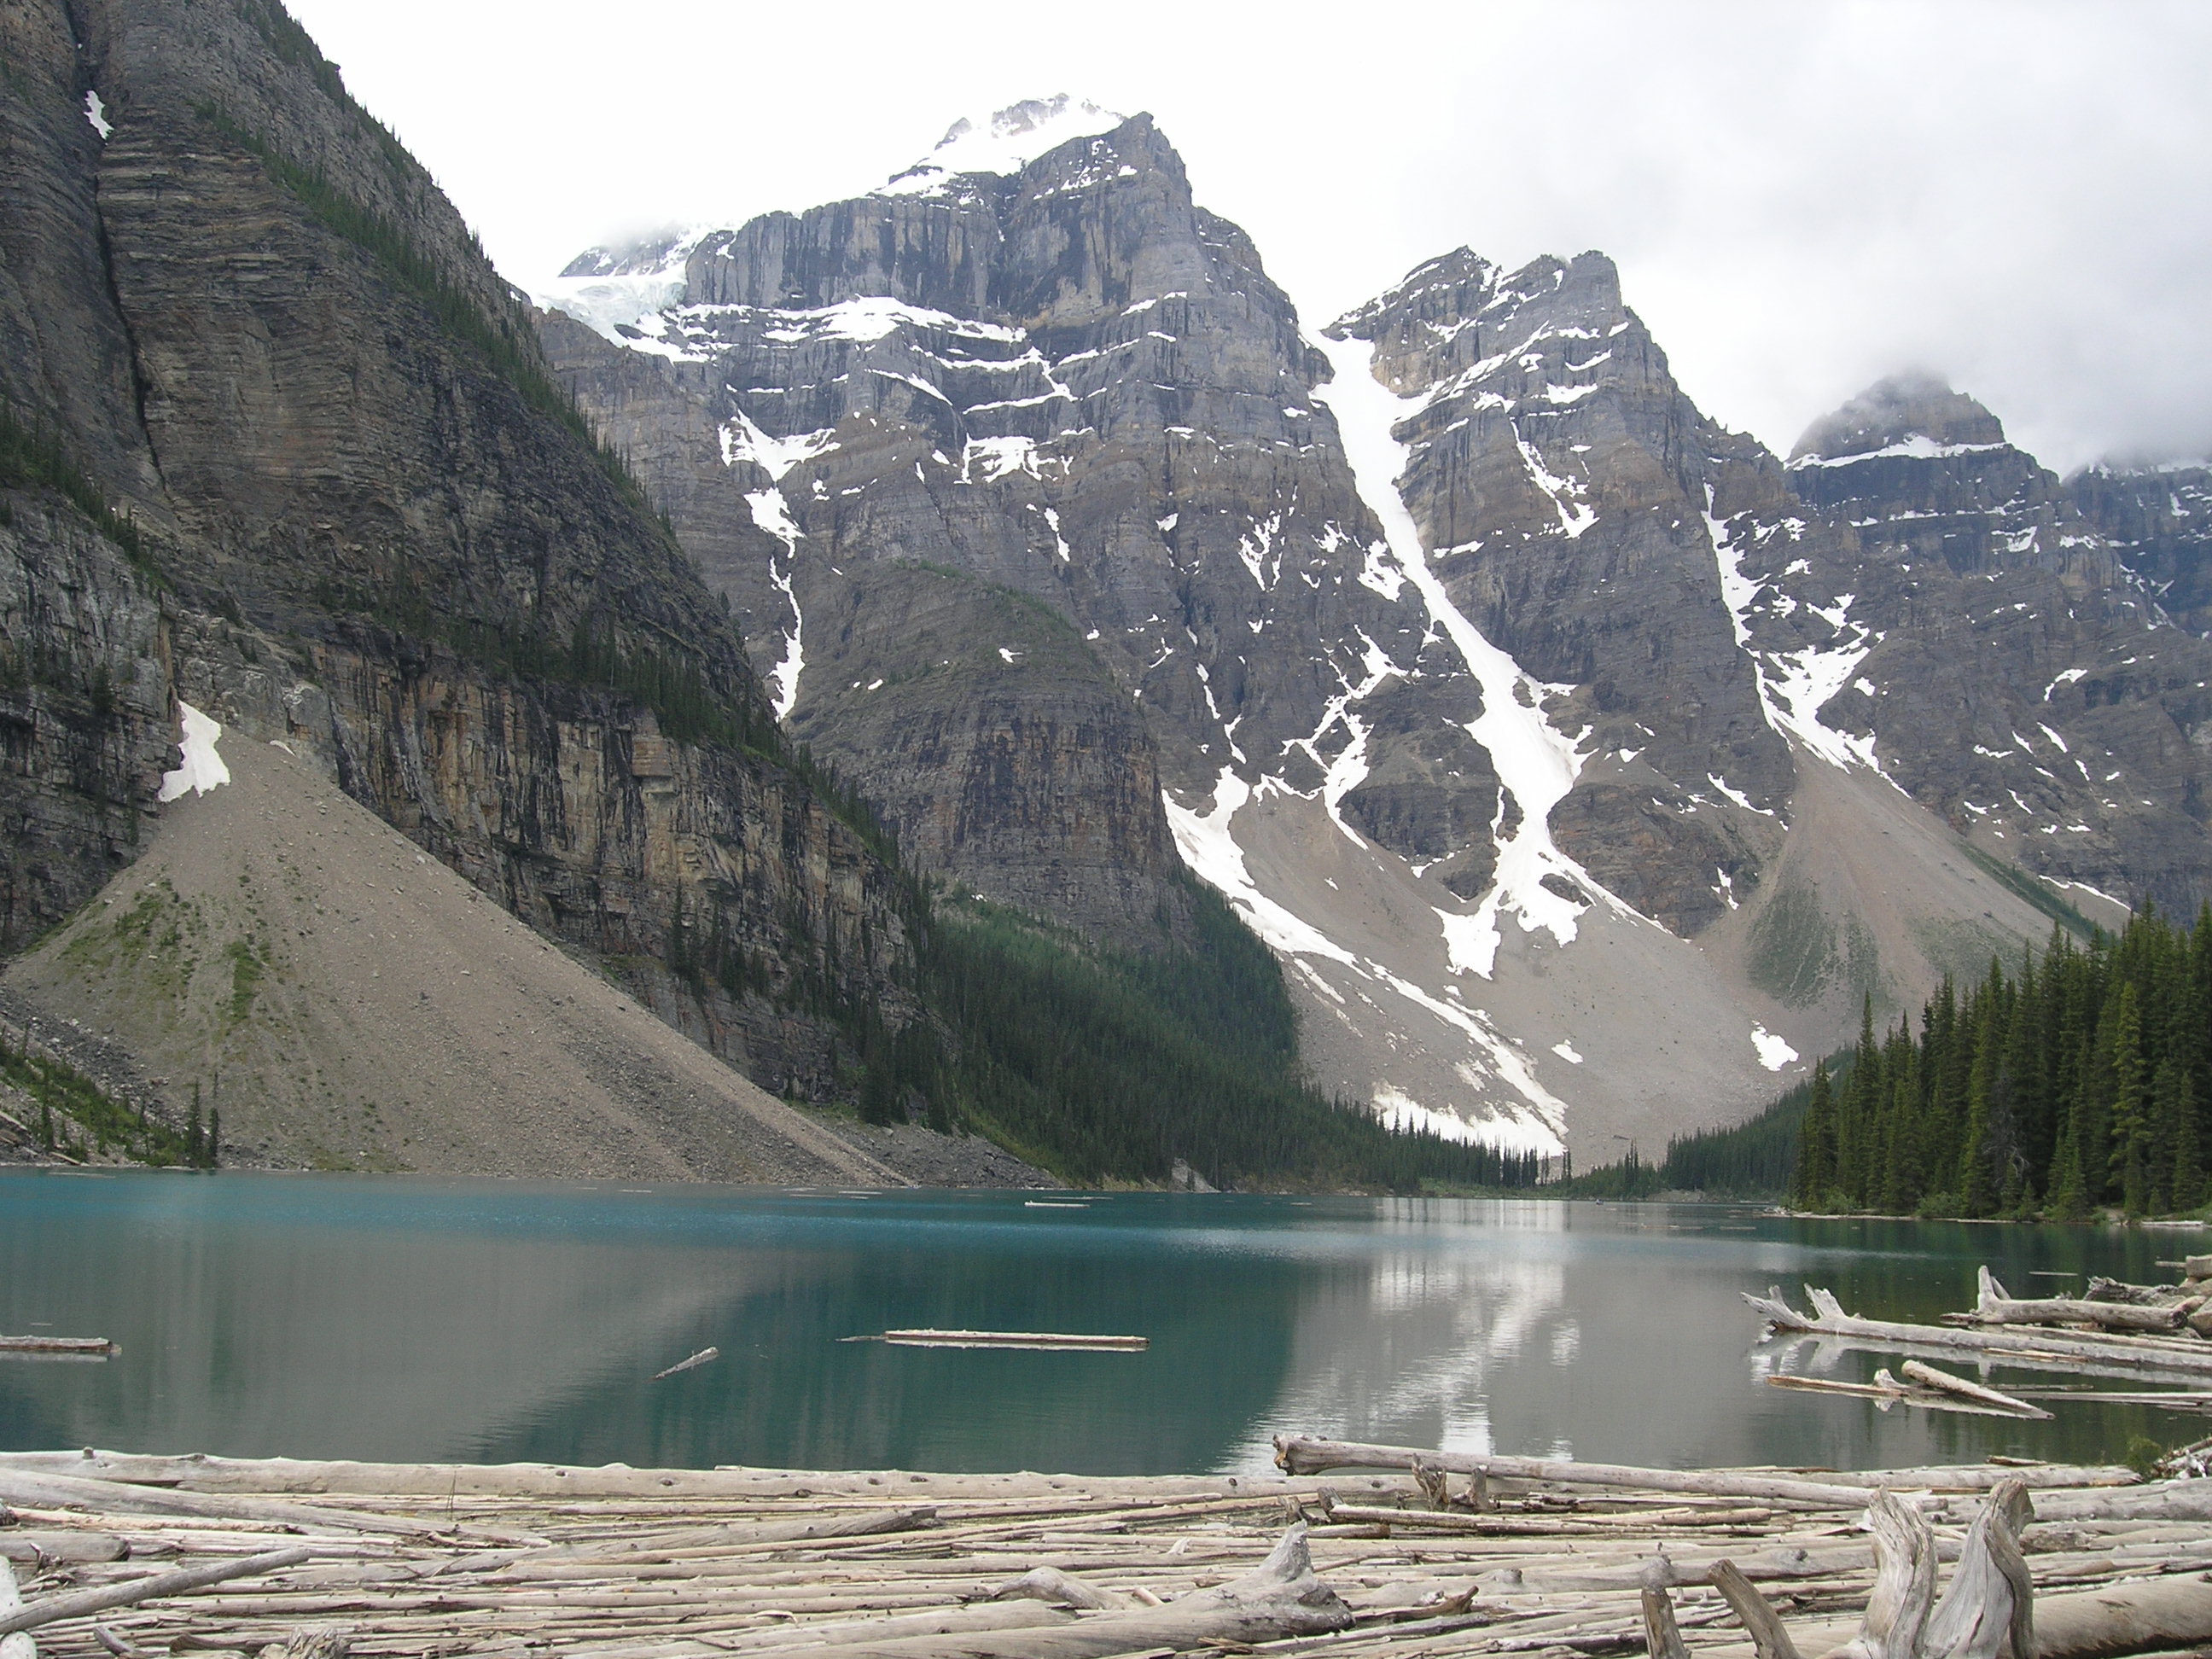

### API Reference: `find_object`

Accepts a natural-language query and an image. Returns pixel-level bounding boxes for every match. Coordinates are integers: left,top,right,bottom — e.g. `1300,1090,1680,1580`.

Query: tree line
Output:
1791,905,2212,1218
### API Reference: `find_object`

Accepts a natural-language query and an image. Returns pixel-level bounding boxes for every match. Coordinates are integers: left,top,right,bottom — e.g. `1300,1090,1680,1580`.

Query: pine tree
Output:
2107,983,2151,1215
1790,1060,1837,1209
207,1107,221,1168
2154,1057,2201,1214
1959,974,2004,1217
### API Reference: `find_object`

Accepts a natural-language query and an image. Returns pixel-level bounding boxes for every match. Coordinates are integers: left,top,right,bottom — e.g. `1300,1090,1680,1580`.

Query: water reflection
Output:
0,1173,2197,1474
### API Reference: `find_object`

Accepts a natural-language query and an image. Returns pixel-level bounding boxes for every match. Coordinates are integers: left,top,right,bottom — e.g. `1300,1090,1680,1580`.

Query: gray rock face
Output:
1330,248,1795,935
0,0,918,1108
1773,379,2212,911
538,112,1459,949
2073,461,2212,639
537,103,2212,1155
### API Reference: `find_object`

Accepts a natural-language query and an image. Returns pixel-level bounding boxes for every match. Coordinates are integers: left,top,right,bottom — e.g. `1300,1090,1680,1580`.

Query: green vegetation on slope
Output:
0,1027,212,1168
0,400,152,574
855,880,1545,1193
1791,905,2211,1218
1575,904,2212,1220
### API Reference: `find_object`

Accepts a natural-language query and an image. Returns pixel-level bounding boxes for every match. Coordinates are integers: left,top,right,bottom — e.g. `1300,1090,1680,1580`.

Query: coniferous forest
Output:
1789,905,2212,1218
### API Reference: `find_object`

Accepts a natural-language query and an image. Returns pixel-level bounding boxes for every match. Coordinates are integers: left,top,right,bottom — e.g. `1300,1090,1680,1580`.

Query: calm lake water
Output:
0,1171,2198,1475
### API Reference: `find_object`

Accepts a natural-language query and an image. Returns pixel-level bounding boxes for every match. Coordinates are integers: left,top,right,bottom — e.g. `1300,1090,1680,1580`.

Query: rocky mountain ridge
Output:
538,105,2211,1160
0,0,932,1160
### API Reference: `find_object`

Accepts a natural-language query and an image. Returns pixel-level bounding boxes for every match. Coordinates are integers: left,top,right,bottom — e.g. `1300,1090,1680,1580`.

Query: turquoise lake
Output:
0,1171,2197,1474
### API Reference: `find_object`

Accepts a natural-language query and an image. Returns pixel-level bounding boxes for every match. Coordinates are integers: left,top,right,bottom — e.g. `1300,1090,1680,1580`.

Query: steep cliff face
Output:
1773,377,2212,912
1330,249,1794,936
523,102,2212,1161
538,110,1456,951
2073,461,2212,640
0,0,918,1118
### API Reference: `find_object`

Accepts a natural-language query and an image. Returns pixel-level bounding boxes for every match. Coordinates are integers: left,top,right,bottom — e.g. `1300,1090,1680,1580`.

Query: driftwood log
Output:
0,1560,33,1659
0,1547,312,1637
1272,1436,2125,1507
1747,1286,2212,1378
771,1523,1351,1659
1973,1269,2187,1334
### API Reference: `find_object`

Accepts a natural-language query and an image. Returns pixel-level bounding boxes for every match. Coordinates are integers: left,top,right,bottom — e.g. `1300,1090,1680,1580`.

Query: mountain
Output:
538,105,2212,1161
0,0,934,1164
2072,458,2212,640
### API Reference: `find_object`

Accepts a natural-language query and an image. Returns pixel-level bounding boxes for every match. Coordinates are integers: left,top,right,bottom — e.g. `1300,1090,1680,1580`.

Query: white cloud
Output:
288,0,2212,472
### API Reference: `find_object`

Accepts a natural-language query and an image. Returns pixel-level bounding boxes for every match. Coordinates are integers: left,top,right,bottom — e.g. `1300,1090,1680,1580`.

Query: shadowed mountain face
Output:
0,0,918,1132
541,113,2212,1158
2073,460,2212,641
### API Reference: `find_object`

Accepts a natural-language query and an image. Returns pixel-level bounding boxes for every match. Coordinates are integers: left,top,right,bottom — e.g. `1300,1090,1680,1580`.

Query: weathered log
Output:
0,1534,126,1565
720,1525,1351,1659
0,1470,527,1542
651,1348,719,1382
1824,1490,1937,1659
1976,1270,2185,1333
1277,1436,1890,1508
1411,1458,1451,1511
988,1569,1126,1611
2083,1278,2186,1308
1748,1287,2212,1378
1642,1586,1691,1659
93,1630,143,1659
1710,1559,1802,1659
1901,1361,2052,1419
1922,1481,2034,1659
0,1548,312,1636
0,1338,113,1356
2032,1576,2212,1658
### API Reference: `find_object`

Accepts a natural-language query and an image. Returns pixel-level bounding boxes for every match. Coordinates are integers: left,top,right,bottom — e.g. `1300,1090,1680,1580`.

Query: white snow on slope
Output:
1788,435,2006,469
877,96,1125,196
719,411,814,721
533,227,710,348
83,90,111,139
1750,1026,1799,1071
1704,490,1887,779
1163,771,1568,1156
1310,330,1602,979
1166,771,1356,965
158,703,230,802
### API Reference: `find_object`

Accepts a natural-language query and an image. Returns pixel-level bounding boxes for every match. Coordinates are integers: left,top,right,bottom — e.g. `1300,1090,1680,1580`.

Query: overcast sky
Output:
284,0,2211,474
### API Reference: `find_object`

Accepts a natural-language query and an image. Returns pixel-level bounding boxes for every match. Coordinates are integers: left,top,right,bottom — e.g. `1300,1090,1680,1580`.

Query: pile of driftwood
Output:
1750,1259,2212,1413
0,1442,2209,1659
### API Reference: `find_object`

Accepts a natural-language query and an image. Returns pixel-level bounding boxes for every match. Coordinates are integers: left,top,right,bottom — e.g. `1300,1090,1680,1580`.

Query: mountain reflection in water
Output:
0,1174,2193,1473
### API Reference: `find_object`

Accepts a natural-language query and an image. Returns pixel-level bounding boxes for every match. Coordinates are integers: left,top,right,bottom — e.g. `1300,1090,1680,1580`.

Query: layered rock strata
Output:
0,0,916,1121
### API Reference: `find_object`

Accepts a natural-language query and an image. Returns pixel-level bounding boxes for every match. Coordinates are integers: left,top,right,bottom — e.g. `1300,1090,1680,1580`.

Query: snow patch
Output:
1551,1039,1583,1064
1750,1026,1798,1071
83,90,111,139
158,702,230,801
877,96,1126,196
963,435,1041,482
1311,330,1604,979
1788,435,2008,469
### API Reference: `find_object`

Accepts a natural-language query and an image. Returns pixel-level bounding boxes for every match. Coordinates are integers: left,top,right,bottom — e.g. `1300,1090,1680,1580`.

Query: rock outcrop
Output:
0,0,919,1130
2073,460,2212,639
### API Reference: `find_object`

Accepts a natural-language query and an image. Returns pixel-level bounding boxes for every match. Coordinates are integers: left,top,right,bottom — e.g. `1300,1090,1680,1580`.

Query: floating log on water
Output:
1901,1359,2052,1418
0,1336,114,1357
1763,1362,2049,1419
877,1330,1148,1352
1971,1268,2192,1333
1747,1285,2212,1378
651,1347,719,1381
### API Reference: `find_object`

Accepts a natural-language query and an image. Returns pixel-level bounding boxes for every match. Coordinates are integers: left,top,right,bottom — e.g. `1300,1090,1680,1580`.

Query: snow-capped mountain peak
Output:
876,95,1126,197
